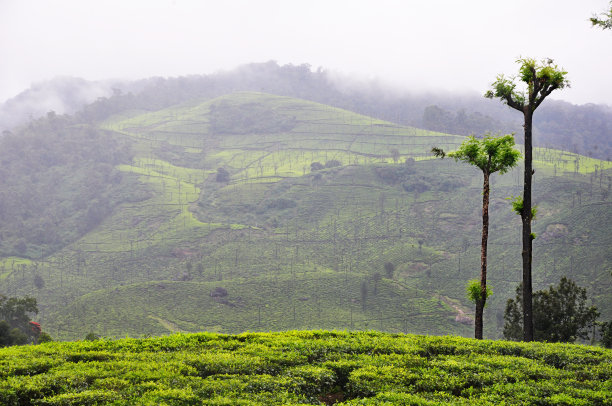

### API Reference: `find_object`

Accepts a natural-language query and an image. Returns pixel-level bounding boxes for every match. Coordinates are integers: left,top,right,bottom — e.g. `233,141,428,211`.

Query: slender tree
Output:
433,134,521,339
485,58,569,341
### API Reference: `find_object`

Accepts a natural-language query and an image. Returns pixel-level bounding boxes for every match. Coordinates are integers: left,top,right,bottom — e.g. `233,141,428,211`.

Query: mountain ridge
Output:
2,62,610,160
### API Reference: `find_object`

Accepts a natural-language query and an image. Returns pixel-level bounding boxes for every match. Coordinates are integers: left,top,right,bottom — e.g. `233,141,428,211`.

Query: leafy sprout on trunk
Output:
508,196,538,221
466,279,492,305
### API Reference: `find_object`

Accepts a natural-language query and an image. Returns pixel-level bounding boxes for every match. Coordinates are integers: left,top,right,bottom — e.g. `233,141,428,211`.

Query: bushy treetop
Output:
485,58,570,112
446,134,522,175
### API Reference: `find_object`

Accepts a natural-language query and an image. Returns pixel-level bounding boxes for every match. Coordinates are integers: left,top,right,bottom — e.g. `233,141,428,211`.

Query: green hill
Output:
0,331,610,405
0,92,610,341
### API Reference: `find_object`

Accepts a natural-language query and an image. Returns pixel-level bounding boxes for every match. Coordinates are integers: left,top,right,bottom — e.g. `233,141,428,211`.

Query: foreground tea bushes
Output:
0,330,610,405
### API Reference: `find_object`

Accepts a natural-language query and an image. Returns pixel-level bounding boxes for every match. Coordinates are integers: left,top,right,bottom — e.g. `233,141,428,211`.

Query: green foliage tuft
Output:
445,133,521,175
508,195,538,220
485,58,569,110
466,280,492,304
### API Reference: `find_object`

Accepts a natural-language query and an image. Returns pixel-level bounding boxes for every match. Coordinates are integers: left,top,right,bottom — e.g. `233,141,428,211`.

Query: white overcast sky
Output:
1,0,610,105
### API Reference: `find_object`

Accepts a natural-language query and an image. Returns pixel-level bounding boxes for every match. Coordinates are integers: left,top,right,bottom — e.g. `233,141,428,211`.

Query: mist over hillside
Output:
0,77,118,130
2,62,610,160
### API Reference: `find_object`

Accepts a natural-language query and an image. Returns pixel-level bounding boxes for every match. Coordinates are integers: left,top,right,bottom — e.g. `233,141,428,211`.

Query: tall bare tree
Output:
485,58,569,341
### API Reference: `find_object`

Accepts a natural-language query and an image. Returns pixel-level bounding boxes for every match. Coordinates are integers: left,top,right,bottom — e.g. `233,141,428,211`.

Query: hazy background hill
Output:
0,77,118,130
2,62,611,160
0,88,609,341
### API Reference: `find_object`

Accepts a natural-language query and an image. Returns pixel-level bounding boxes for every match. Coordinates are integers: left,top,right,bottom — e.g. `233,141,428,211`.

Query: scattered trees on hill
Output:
216,167,230,183
422,105,508,136
375,165,465,193
324,160,341,168
0,321,28,347
209,101,296,135
600,321,612,348
433,134,521,339
310,162,324,171
0,294,48,347
390,148,400,163
384,262,395,279
360,280,368,311
485,58,569,341
372,272,382,295
33,274,45,290
210,287,228,298
0,114,134,258
503,277,599,343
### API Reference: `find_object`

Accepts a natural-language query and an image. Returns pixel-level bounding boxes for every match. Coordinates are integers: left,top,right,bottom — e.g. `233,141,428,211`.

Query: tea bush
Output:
0,330,610,405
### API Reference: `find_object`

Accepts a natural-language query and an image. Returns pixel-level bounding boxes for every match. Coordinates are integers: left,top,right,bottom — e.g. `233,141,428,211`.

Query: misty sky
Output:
1,0,611,105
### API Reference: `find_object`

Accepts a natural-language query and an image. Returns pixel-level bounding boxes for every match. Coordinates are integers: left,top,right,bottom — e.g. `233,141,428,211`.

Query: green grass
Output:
0,331,610,405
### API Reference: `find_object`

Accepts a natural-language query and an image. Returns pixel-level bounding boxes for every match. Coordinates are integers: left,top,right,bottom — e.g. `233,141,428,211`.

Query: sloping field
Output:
1,92,610,341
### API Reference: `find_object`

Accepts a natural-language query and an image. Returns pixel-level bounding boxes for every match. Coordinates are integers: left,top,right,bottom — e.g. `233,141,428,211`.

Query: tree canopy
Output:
504,277,600,343
485,58,570,113
443,134,521,176
0,295,39,347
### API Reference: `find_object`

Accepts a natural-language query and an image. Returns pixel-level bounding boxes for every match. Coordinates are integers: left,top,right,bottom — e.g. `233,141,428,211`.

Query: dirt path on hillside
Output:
438,295,473,326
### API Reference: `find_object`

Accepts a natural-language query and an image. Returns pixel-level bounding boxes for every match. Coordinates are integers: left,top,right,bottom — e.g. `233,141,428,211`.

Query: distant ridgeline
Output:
2,62,610,159
0,91,609,341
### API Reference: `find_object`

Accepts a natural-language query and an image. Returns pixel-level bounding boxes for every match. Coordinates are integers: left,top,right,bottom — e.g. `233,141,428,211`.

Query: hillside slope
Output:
0,92,609,341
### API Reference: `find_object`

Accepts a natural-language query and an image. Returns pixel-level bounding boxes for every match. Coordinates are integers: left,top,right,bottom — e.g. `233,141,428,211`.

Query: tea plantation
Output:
1,92,610,342
1,330,610,405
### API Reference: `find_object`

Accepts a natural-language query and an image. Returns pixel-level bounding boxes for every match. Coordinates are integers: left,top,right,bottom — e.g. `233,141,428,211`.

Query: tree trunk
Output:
522,110,534,341
475,171,490,339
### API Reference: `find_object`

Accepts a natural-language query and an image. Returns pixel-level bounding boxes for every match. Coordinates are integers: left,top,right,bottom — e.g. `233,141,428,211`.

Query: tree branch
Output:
533,85,557,110
528,66,538,105
503,94,524,111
